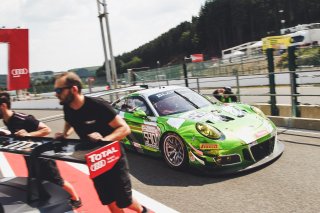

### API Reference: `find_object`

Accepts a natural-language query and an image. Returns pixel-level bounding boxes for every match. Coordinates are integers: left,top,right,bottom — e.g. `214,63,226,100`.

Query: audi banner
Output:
0,29,30,90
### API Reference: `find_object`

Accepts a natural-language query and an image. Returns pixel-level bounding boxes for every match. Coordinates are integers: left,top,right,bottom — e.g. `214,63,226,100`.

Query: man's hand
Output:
54,132,65,139
0,129,11,136
87,132,104,142
14,129,31,137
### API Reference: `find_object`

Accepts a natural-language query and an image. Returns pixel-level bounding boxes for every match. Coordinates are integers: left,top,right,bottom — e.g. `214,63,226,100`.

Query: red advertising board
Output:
85,141,122,179
0,29,30,90
191,54,204,63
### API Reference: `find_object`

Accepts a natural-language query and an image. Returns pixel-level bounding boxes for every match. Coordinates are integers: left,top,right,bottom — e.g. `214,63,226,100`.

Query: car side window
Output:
113,98,127,111
129,97,153,116
114,97,153,116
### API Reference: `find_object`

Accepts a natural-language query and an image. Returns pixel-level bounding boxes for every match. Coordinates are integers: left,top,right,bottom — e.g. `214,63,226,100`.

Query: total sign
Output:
85,141,122,178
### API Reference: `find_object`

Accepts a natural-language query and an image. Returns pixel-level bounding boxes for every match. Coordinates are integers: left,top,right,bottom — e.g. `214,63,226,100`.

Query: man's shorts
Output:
24,156,64,186
92,145,132,208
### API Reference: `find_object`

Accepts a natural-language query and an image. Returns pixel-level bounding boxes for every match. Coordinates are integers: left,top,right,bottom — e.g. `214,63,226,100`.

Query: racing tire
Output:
161,133,188,169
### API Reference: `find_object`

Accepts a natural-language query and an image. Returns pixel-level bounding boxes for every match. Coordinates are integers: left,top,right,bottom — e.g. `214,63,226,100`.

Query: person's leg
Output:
108,201,125,213
62,180,80,200
40,159,81,207
125,198,144,212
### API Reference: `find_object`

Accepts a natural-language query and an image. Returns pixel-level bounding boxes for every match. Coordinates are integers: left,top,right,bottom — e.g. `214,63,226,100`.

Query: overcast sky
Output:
0,0,206,73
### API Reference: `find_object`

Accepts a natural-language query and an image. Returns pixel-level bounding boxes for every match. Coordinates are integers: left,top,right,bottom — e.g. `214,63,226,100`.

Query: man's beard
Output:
59,92,75,106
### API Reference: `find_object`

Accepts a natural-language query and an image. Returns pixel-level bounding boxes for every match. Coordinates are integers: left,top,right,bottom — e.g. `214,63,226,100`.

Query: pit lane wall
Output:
253,104,320,131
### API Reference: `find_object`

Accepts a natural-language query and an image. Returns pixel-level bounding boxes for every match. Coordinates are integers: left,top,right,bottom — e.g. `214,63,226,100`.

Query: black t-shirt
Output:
64,96,117,140
4,112,39,133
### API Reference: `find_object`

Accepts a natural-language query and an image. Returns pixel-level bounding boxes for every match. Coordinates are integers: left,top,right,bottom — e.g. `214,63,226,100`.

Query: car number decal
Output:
142,125,160,149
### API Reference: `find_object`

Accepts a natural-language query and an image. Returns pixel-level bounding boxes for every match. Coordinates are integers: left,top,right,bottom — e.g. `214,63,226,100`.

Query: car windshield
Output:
148,88,212,116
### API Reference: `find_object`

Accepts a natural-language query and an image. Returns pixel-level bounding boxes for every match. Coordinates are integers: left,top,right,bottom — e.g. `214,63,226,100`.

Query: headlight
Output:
196,123,221,139
251,106,267,118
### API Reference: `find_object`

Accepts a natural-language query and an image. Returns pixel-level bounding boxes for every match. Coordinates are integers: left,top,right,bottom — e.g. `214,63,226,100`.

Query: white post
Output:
96,0,112,87
100,0,118,89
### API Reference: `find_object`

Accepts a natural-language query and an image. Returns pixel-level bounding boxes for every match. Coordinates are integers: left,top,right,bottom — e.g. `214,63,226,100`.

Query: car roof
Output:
134,85,186,97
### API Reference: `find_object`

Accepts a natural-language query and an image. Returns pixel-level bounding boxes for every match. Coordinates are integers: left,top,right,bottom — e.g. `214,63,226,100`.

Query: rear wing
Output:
0,136,110,164
0,135,119,204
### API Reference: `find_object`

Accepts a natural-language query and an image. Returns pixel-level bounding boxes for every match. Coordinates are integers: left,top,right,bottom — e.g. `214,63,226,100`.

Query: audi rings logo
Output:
11,68,29,78
90,160,106,172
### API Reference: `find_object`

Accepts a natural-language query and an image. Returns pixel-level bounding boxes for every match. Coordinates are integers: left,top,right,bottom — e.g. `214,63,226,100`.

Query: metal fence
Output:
117,45,320,118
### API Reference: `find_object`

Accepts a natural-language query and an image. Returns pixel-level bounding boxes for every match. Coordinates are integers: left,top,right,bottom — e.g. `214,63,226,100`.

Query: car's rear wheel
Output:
161,133,188,169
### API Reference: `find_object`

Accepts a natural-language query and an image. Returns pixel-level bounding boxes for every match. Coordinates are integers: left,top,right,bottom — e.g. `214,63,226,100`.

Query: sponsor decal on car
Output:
189,151,195,162
200,143,219,150
222,105,245,117
166,118,185,129
0,140,42,151
255,130,269,139
236,127,256,144
155,90,174,98
181,111,207,121
189,151,205,165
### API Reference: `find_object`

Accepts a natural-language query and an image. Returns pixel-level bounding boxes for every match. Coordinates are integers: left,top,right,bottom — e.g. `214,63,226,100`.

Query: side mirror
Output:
133,108,147,118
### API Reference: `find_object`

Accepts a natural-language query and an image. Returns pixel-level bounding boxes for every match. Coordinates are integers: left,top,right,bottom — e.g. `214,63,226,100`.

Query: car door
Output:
114,96,161,154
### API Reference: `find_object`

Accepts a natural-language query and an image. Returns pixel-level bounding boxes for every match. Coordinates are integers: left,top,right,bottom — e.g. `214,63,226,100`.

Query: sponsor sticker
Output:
155,90,174,98
85,141,122,179
236,127,256,144
222,106,245,117
166,118,185,129
200,143,219,150
255,130,269,139
0,140,42,151
189,151,195,162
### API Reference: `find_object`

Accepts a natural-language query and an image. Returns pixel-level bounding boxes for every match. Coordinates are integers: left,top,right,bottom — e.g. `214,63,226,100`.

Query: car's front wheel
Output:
161,133,188,169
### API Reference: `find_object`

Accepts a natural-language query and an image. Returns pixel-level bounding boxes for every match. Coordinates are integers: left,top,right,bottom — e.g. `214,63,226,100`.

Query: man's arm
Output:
54,122,74,139
87,115,131,142
14,122,51,137
104,115,131,141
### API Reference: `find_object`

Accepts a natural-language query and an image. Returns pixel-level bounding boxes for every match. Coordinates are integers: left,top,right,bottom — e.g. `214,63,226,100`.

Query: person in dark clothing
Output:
213,87,238,103
0,92,82,209
54,72,149,213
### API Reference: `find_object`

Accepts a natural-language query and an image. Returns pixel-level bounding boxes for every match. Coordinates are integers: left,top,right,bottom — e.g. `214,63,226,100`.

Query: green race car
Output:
112,86,284,174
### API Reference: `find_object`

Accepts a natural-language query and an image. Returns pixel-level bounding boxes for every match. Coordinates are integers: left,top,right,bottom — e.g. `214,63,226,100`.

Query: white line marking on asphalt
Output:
278,127,320,135
66,162,180,213
0,152,16,177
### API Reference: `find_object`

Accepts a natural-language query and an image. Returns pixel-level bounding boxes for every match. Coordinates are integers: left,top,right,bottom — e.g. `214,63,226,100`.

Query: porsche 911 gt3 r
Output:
112,86,284,174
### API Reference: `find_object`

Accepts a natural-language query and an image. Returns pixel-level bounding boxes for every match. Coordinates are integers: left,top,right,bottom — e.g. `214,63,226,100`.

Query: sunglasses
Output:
54,86,72,94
